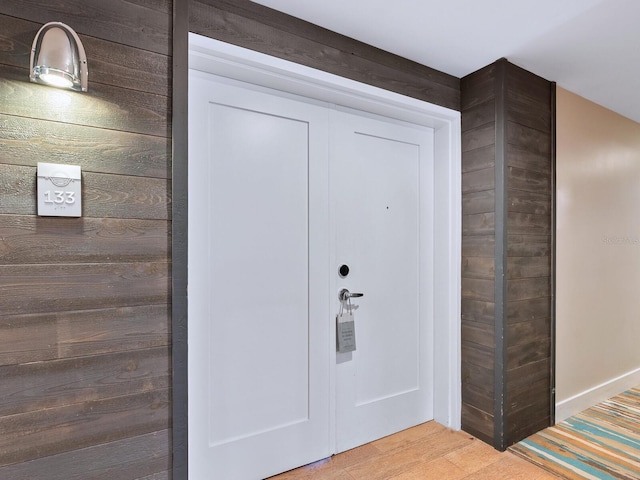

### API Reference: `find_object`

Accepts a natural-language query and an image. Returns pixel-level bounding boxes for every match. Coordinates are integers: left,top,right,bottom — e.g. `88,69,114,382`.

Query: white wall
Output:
556,87,640,421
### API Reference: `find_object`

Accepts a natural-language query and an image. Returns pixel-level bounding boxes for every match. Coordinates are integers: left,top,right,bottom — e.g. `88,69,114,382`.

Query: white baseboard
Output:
555,367,640,422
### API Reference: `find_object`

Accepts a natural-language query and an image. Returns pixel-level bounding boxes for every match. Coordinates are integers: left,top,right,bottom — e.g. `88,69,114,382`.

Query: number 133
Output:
43,190,76,205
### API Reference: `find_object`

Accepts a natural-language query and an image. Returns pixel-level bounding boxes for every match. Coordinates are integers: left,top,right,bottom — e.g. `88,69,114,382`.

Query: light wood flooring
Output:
270,422,560,480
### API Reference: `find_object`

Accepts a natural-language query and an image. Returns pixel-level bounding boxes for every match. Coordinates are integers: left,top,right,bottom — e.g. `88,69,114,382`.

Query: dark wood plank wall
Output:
461,62,497,446
0,1,173,479
504,62,553,445
460,59,553,450
188,0,460,111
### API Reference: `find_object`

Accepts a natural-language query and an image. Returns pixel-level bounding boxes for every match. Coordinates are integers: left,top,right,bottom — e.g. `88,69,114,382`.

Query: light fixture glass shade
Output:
30,22,88,92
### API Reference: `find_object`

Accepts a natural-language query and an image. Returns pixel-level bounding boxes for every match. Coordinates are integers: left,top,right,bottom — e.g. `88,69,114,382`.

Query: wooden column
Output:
461,58,554,449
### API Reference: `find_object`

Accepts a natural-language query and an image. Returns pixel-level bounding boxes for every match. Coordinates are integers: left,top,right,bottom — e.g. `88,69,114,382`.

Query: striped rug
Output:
510,386,640,479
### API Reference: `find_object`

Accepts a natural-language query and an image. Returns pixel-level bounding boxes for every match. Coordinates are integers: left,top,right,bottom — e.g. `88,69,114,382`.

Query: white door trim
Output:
188,32,462,430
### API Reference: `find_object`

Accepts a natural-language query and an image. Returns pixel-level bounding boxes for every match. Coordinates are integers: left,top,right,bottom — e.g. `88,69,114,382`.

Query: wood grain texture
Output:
507,190,551,215
343,426,474,480
463,190,496,215
507,277,550,302
507,337,551,369
461,62,499,448
507,144,551,174
507,415,551,444
462,341,494,371
508,168,551,194
461,299,495,325
508,235,551,257
462,235,495,258
507,358,551,395
461,278,495,304
507,297,551,325
507,256,550,279
0,262,169,316
462,213,495,236
462,359,494,393
463,382,494,415
0,114,170,178
461,58,553,448
0,388,170,467
0,305,170,365
83,35,170,97
461,100,495,131
201,0,459,89
0,1,173,476
507,122,550,156
462,321,495,349
189,0,460,110
506,376,551,421
461,63,495,110
462,256,496,279
0,430,170,480
507,401,551,443
0,216,169,264
0,347,170,416
507,212,551,236
84,172,170,220
462,123,495,152
462,168,495,194
462,144,496,173
507,382,551,430
0,165,170,220
507,90,551,133
0,69,170,138
0,0,171,55
507,62,551,105
461,403,494,446
0,14,35,70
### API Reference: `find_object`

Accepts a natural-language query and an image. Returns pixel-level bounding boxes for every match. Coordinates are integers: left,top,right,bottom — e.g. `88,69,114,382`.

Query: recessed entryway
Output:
187,33,461,480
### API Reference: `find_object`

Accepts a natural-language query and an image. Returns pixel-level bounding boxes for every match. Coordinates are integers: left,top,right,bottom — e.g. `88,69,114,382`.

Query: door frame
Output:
182,30,462,472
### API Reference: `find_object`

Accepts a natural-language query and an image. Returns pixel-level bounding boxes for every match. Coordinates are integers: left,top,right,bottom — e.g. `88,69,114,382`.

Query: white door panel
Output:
332,109,434,453
207,103,309,444
188,72,330,480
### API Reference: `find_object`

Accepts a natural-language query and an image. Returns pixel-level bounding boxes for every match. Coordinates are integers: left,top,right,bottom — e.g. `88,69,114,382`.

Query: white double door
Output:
188,71,434,480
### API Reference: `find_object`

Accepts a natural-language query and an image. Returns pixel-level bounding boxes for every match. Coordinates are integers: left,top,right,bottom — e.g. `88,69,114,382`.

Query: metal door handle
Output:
339,289,364,302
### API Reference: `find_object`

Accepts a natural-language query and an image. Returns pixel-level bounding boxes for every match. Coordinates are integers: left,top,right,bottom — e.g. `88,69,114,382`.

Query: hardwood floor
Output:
270,422,559,479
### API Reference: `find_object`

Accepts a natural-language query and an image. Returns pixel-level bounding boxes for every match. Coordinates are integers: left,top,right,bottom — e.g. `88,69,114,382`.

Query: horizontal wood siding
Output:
0,1,172,478
189,0,460,111
461,59,553,450
504,63,553,444
461,63,496,445
0,431,170,480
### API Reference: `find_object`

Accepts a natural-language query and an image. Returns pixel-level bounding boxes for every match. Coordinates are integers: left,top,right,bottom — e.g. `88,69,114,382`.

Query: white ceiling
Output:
252,0,640,123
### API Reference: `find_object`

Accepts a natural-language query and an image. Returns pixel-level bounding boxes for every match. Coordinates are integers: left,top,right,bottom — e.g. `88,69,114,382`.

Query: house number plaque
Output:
37,162,82,217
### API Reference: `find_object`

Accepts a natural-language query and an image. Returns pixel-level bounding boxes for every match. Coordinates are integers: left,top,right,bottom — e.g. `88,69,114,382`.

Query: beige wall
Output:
557,87,640,409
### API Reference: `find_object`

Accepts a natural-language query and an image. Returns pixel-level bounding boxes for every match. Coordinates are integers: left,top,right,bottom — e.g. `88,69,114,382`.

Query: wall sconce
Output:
30,22,88,92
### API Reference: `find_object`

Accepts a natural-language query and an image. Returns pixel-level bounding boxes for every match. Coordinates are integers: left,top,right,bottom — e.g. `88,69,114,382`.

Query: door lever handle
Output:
339,289,364,302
